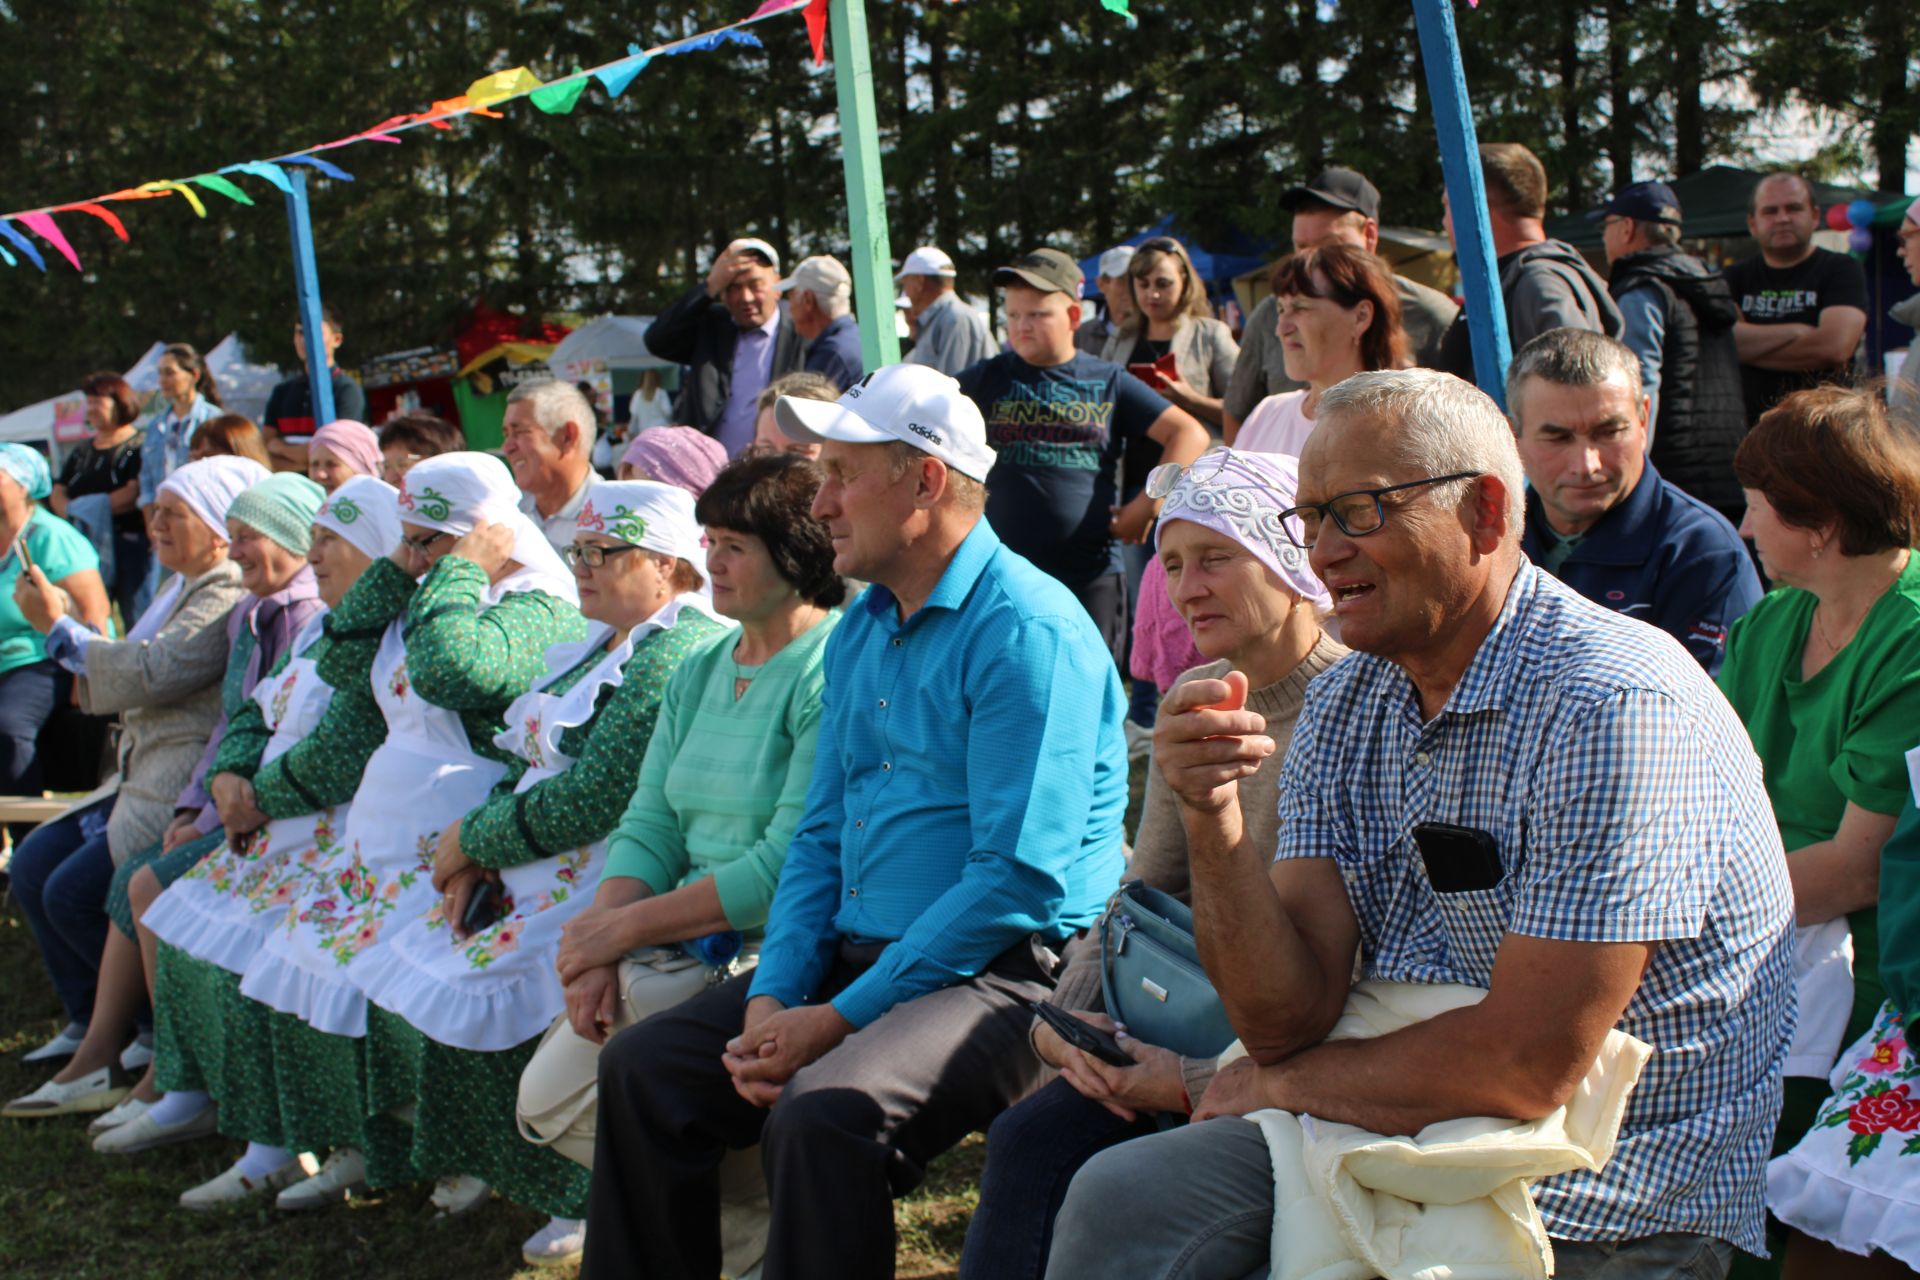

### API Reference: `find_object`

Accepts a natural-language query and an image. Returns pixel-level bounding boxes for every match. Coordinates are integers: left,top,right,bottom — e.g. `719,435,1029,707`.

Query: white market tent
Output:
548,316,675,373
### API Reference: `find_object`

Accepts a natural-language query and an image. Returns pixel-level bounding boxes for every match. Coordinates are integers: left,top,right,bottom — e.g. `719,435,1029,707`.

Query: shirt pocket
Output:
1426,874,1517,983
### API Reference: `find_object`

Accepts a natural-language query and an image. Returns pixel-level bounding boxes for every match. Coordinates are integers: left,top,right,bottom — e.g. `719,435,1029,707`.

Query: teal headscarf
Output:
0,442,52,501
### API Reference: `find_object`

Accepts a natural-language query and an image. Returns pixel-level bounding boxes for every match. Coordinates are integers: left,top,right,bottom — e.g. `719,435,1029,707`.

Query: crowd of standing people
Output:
1,146,1919,1280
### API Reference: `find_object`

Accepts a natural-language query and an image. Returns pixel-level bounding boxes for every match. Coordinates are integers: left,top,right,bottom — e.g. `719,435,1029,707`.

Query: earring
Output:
1811,544,1824,559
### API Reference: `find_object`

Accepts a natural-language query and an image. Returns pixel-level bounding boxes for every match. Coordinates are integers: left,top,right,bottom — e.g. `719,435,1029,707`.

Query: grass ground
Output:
0,761,1141,1278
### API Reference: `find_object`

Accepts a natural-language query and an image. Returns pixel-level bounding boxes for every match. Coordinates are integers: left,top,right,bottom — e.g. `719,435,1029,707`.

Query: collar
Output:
818,313,856,341
739,310,780,342
240,564,322,637
1414,562,1538,718
523,469,599,524
1523,463,1664,569
862,518,1000,626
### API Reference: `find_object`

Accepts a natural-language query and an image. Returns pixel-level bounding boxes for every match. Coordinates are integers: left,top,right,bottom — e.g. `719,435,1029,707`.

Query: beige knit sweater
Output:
1048,630,1350,1105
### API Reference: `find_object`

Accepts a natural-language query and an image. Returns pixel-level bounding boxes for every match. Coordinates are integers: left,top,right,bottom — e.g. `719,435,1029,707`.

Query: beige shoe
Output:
93,1103,218,1155
2,1066,129,1117
428,1173,490,1217
87,1094,153,1135
180,1154,319,1210
275,1148,367,1211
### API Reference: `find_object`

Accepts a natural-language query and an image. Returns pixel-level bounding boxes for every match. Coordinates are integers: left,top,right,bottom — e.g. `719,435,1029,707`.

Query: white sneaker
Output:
179,1154,319,1210
21,1023,86,1064
2,1065,129,1117
119,1034,154,1073
87,1094,153,1135
92,1102,219,1154
521,1217,586,1267
428,1173,490,1217
275,1148,367,1211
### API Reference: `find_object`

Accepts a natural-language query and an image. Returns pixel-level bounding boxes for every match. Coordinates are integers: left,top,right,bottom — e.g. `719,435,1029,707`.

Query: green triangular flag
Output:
531,71,589,115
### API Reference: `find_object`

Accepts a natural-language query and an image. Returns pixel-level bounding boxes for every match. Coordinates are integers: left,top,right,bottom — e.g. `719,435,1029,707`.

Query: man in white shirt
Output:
504,379,601,553
898,246,996,376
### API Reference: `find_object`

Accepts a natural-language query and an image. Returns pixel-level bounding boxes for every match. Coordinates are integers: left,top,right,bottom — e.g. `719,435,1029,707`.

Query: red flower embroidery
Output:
1847,1084,1920,1134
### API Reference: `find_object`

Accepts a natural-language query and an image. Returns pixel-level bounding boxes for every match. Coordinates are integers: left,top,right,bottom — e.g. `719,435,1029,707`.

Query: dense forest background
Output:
0,0,1914,408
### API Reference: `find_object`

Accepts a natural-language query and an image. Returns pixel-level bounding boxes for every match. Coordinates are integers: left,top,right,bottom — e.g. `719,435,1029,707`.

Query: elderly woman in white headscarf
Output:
6,457,258,1079
336,479,726,1266
960,448,1349,1280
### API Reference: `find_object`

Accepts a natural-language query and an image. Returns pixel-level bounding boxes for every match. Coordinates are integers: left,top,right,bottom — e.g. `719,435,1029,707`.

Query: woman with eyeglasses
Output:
1231,243,1407,455
215,453,583,1213
962,448,1348,1280
375,411,466,488
337,478,727,1266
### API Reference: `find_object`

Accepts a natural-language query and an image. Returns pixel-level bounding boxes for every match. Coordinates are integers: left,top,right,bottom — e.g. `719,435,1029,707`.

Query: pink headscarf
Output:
620,426,729,497
310,419,382,479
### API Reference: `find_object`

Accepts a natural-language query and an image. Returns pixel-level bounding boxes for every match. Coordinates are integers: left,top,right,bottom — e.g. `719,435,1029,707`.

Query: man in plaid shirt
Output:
1045,369,1795,1279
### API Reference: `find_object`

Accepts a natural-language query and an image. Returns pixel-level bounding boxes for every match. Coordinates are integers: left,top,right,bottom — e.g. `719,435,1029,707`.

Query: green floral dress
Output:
361,598,726,1218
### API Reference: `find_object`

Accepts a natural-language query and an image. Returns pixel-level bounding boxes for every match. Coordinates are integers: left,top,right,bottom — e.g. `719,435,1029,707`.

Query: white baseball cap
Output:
1098,245,1137,279
776,364,996,482
894,246,958,282
776,255,852,299
732,237,781,271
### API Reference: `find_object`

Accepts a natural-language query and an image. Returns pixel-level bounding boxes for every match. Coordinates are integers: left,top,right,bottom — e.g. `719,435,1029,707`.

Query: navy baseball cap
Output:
1586,181,1684,226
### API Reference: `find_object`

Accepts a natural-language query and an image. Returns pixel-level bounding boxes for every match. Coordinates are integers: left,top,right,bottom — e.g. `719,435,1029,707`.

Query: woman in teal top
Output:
0,442,110,798
1717,387,1920,1277
518,452,843,1225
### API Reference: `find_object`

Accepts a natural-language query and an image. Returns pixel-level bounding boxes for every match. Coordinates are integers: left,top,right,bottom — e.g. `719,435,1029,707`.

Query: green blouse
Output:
605,611,838,930
460,607,728,871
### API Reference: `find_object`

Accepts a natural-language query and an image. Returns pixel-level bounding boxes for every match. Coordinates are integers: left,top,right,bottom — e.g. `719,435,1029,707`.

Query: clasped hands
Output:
722,995,854,1109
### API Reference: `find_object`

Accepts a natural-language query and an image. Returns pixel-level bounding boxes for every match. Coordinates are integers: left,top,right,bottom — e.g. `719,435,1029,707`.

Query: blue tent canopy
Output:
1078,214,1277,300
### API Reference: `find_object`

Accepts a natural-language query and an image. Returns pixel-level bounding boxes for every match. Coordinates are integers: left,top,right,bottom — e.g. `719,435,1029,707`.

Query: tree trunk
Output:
1559,0,1585,209
1607,0,1633,191
1673,0,1704,175
1295,0,1325,177
1869,0,1912,193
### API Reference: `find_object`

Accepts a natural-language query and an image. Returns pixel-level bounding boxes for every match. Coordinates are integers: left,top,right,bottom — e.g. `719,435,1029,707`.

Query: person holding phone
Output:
1096,237,1239,431
1045,369,1794,1280
963,449,1346,1280
0,442,111,803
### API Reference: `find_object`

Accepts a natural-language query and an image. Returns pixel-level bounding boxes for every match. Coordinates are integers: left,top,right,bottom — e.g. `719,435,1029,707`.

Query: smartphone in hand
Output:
1031,1000,1135,1068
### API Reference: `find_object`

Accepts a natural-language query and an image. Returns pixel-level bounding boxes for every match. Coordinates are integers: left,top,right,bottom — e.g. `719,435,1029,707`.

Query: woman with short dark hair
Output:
1717,386,1920,1268
516,453,842,1279
54,373,148,620
375,411,465,487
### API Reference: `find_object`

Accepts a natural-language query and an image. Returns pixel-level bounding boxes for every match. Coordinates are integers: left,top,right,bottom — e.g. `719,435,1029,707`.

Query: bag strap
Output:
1098,879,1140,1021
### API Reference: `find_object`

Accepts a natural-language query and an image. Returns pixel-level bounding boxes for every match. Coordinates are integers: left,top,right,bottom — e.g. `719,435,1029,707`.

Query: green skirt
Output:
363,1006,589,1218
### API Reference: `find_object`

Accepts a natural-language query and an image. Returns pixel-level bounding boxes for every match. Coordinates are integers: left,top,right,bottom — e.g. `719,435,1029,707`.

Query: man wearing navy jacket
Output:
1510,328,1761,674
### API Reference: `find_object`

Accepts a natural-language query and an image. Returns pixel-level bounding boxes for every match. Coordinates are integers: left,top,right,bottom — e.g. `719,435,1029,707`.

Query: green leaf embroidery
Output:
1815,1107,1854,1129
1902,1134,1920,1156
1848,1131,1882,1165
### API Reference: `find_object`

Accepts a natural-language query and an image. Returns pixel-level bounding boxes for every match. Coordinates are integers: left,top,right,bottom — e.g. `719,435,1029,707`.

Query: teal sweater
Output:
604,612,838,929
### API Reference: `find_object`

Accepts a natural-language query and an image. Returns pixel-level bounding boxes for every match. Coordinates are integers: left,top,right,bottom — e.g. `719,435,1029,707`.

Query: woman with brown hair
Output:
53,372,149,619
1231,242,1407,455
137,344,224,510
188,415,274,471
1716,386,1920,1275
1099,236,1239,429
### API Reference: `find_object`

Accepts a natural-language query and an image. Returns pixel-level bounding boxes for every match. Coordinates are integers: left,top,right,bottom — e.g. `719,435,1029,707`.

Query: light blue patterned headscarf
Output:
1153,447,1331,610
0,442,52,501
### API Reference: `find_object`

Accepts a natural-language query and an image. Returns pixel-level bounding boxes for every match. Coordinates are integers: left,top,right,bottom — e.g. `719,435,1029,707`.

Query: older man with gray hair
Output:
779,255,864,391
1040,368,1793,1280
504,378,601,553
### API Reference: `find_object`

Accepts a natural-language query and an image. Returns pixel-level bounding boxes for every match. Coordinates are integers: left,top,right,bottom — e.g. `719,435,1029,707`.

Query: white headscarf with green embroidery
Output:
396,451,576,601
314,475,402,561
575,481,707,585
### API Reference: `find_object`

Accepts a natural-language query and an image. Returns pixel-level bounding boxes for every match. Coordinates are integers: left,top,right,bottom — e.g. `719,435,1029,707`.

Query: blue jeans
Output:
0,659,62,797
961,1077,1156,1280
11,798,116,1026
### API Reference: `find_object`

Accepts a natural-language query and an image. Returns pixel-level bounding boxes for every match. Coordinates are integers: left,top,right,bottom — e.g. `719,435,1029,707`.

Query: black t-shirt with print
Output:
1721,247,1869,421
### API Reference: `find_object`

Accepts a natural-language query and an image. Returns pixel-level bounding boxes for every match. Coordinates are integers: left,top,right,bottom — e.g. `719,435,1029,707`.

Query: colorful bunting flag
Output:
0,222,47,272
530,70,590,115
18,212,81,271
70,203,131,240
189,173,256,206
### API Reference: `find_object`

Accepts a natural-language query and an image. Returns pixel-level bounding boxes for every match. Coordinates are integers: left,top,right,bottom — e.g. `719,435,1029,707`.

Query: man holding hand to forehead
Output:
645,236,804,454
956,248,1209,669
1045,368,1793,1280
583,364,1127,1280
1510,329,1760,675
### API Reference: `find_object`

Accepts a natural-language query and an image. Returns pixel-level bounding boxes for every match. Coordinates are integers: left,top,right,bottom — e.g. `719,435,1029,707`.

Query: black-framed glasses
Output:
562,542,646,570
400,530,451,555
1277,472,1483,549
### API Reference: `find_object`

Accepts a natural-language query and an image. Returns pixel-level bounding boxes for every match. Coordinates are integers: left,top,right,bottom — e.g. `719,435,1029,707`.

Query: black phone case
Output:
1034,1002,1134,1068
460,878,505,936
1412,822,1505,894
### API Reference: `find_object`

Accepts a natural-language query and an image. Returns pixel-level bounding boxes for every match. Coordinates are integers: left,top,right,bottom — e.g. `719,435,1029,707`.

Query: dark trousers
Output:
110,531,151,625
960,1076,1154,1280
583,937,1060,1280
0,659,62,798
1069,573,1129,675
11,799,115,1026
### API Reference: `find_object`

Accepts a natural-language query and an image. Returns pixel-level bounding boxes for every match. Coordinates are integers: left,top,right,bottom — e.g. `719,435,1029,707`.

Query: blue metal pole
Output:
1412,0,1512,408
283,170,337,427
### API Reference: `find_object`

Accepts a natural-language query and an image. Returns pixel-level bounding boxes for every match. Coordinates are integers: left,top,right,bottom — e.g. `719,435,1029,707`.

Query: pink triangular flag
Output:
18,212,80,271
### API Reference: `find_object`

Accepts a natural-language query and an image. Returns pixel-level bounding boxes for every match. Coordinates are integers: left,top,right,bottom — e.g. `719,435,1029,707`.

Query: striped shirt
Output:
1273,563,1794,1252
749,518,1128,1029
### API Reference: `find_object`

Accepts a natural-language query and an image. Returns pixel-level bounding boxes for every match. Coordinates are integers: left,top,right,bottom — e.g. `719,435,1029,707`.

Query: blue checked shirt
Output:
1273,563,1795,1252
749,518,1128,1029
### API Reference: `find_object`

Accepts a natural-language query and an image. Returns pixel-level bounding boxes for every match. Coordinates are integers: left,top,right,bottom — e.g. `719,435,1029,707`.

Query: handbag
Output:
1099,880,1236,1060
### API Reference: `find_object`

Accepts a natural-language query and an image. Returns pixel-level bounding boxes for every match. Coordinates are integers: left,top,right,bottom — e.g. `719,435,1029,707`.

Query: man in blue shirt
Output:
778,254,864,392
1044,369,1792,1280
582,363,1128,1280
1509,328,1761,675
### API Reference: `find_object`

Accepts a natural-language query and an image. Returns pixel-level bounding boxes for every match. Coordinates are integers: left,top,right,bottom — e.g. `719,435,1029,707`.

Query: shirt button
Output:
891,638,903,647
877,699,887,709
854,820,864,829
849,887,859,898
1414,751,1432,766
881,761,892,771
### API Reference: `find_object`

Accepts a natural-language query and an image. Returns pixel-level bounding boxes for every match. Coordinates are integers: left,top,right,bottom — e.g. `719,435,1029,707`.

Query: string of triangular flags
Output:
0,0,1132,278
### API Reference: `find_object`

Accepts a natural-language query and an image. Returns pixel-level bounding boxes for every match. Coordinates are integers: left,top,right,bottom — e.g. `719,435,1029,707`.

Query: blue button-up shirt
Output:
1272,563,1794,1253
749,519,1128,1029
802,312,865,392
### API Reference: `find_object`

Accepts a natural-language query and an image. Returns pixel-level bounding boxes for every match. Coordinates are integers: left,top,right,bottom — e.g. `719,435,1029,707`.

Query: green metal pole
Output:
828,0,901,369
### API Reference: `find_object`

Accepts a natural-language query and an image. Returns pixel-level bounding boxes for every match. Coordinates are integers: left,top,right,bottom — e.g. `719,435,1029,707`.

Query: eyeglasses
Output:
400,530,451,555
562,542,646,569
1277,472,1484,549
1145,448,1234,500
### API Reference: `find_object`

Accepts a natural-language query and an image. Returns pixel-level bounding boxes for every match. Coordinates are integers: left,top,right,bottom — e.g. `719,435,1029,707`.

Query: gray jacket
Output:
79,560,246,863
1099,315,1240,399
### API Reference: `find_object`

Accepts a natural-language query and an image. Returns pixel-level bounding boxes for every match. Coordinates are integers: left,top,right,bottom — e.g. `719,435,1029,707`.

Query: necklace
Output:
1812,594,1876,653
731,641,761,702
